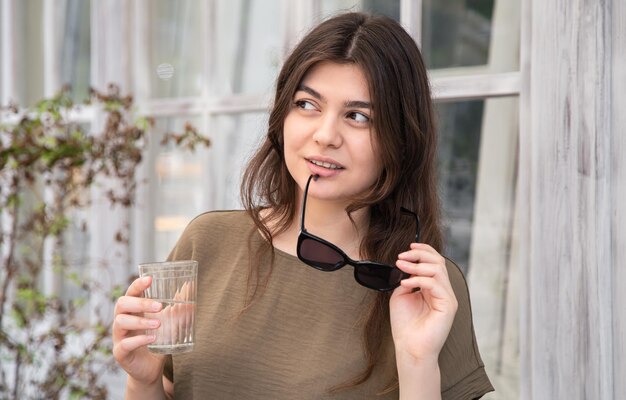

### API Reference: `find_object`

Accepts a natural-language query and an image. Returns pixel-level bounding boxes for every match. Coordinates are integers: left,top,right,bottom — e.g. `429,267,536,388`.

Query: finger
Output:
114,296,163,316
410,242,441,255
112,311,160,343
173,282,185,301
409,244,447,267
126,276,153,297
392,281,415,296
400,276,452,300
113,334,156,360
395,261,445,279
398,247,445,265
115,313,161,332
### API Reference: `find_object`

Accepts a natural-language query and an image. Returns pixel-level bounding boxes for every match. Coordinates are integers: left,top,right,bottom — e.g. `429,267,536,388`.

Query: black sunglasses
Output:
296,175,420,292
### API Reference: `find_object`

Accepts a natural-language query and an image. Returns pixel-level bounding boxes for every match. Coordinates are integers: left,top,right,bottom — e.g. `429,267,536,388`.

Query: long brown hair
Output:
240,12,442,393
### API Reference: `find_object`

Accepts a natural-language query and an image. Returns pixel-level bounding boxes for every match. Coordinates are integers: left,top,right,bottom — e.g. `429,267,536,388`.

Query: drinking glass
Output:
138,260,197,354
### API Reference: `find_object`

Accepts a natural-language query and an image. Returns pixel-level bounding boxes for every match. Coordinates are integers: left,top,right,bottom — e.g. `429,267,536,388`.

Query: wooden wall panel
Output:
520,0,619,398
611,0,626,397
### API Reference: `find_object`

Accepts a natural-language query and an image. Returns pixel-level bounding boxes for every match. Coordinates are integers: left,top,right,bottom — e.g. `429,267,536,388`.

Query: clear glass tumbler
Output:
138,260,197,354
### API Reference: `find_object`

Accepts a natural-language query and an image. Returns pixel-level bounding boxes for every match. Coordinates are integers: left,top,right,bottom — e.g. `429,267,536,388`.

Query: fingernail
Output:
149,319,159,328
142,276,150,285
151,302,162,311
147,334,156,342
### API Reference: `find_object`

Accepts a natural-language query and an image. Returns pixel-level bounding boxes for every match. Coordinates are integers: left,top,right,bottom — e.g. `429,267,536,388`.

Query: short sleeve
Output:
439,258,494,400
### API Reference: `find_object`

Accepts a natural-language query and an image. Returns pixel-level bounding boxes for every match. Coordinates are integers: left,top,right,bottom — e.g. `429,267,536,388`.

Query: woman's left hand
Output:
390,243,458,364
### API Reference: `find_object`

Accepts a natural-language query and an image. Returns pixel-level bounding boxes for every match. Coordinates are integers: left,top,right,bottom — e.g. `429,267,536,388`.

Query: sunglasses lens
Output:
299,237,345,271
356,265,406,291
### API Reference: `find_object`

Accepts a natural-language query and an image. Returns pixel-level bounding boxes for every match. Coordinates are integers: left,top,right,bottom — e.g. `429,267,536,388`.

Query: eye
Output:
294,100,317,110
347,111,370,124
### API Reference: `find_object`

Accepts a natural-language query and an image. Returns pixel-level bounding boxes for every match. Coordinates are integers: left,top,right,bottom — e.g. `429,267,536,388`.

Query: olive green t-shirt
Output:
163,210,493,399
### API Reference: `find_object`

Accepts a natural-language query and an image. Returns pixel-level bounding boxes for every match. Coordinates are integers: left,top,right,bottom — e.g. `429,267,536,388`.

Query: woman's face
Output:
283,61,383,204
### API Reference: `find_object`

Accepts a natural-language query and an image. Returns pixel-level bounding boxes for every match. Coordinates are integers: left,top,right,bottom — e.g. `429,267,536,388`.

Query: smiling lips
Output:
307,158,344,170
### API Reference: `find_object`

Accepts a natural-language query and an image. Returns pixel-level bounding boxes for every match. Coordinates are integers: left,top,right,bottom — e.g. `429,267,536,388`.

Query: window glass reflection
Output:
149,113,266,261
151,117,208,261
0,4,3,100
16,0,44,106
436,97,519,399
210,113,267,209
320,0,400,21
422,0,520,74
146,0,206,98
214,0,282,96
60,0,91,102
7,0,90,106
438,100,484,270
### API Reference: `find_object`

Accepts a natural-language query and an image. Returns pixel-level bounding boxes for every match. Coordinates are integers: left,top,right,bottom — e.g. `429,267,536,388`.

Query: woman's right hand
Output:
113,276,166,385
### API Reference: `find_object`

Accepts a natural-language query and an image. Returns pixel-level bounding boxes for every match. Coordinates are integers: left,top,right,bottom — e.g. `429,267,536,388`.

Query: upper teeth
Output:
310,160,342,169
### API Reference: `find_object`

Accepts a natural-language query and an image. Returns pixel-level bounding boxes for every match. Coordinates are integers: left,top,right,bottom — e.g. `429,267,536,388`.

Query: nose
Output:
312,114,343,148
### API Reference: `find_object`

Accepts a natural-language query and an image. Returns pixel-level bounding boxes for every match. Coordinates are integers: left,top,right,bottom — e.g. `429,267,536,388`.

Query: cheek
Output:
282,112,302,148
282,114,300,168
361,138,384,180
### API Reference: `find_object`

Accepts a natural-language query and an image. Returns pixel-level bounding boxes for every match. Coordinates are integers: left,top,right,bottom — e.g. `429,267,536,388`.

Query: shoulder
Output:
179,209,255,242
167,210,253,261
439,257,495,399
185,209,251,233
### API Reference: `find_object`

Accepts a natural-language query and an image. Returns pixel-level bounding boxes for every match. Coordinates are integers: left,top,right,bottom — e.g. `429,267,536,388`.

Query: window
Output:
0,1,522,397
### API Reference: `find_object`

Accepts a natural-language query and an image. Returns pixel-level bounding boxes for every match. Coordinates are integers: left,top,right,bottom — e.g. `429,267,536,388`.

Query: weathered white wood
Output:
136,93,271,116
520,0,615,399
431,72,521,102
519,0,532,397
612,0,626,398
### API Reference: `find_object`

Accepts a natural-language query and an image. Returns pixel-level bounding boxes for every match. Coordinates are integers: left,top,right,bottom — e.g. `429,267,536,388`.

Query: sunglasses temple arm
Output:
400,206,420,243
300,175,316,232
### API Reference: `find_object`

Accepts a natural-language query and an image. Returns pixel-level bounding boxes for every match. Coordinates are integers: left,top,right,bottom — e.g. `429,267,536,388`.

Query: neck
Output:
268,198,371,260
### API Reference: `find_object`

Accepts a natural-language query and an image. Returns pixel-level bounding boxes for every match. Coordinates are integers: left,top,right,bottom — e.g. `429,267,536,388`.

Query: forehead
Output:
298,62,371,101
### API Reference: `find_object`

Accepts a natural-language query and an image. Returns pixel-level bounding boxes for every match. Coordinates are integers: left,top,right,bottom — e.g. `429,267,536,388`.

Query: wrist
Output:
126,376,166,400
395,348,439,369
396,353,441,400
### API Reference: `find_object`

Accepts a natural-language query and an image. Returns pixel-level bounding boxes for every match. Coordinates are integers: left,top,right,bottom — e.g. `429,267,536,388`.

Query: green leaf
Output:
70,388,88,400
10,309,26,328
110,285,124,301
71,297,87,308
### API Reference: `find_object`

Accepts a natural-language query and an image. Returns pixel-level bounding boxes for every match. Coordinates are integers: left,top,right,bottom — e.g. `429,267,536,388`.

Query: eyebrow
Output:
296,84,372,109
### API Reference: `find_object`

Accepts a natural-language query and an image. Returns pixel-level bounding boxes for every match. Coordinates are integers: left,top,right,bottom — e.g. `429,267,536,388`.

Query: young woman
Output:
113,12,493,399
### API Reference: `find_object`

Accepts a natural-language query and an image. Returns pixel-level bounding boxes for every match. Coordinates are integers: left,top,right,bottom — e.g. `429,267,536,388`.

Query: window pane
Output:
59,0,91,102
210,113,267,208
16,0,44,106
422,0,520,75
438,100,483,270
150,116,208,261
0,3,3,100
146,0,207,98
147,113,266,261
437,97,519,399
320,0,400,21
214,0,282,96
5,0,90,106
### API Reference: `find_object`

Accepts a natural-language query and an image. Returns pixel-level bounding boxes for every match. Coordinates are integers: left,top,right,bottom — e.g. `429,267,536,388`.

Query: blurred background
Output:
1,0,521,398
